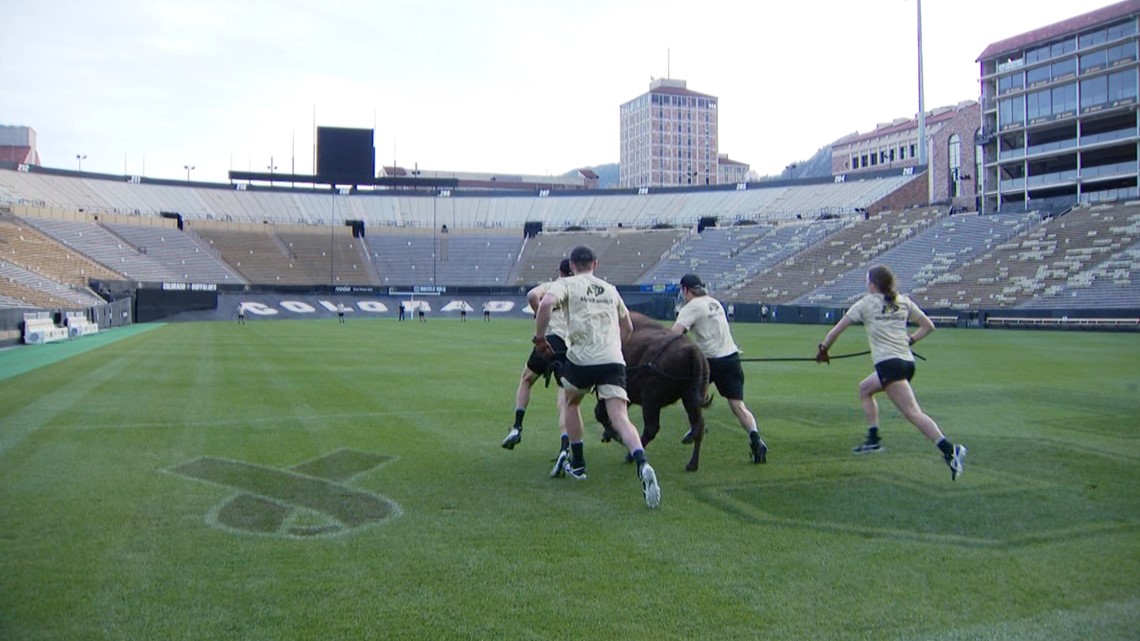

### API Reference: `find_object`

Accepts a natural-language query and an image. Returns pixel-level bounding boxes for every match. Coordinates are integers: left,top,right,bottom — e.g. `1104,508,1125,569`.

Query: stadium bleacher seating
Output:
727,208,943,303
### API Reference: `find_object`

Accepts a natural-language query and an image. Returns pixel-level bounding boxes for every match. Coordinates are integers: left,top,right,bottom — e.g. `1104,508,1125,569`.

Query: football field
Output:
2,317,1138,640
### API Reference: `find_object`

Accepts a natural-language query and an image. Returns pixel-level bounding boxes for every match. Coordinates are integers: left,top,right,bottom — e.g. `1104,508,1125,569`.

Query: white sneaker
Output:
550,450,569,478
948,444,967,481
501,428,521,450
639,463,660,509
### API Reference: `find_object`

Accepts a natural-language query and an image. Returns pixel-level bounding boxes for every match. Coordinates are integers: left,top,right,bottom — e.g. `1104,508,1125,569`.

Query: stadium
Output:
1,2,1139,640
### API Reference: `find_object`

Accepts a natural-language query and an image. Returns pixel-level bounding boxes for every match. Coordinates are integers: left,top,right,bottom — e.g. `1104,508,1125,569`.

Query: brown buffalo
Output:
594,312,712,471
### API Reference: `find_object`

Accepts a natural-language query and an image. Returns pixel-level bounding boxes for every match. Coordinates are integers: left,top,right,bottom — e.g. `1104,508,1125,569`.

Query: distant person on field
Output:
672,273,767,464
337,302,347,324
535,245,660,509
460,304,468,322
726,303,735,322
418,306,426,323
483,302,491,321
817,264,967,480
399,302,406,321
236,302,246,325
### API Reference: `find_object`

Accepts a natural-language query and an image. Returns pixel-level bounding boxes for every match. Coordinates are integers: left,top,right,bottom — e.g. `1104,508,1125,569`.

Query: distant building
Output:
620,78,720,188
0,125,40,166
977,0,1140,212
831,102,981,211
716,154,749,185
378,166,596,191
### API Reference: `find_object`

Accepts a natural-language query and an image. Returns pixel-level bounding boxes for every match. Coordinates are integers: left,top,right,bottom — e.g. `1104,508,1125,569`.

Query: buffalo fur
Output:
594,312,711,471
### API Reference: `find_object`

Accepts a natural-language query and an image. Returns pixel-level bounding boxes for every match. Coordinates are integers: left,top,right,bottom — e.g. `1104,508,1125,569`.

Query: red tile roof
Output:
977,0,1140,61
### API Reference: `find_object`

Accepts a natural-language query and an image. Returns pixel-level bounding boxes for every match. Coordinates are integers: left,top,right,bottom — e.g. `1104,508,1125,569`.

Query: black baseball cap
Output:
680,274,705,289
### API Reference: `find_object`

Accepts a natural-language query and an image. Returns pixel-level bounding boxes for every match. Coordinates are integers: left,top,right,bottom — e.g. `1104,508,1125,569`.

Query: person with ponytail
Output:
816,264,967,480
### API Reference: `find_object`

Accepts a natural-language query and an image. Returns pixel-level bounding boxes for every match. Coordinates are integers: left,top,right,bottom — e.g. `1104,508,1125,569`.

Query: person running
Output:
817,264,967,480
671,274,767,464
534,245,660,508
502,259,573,470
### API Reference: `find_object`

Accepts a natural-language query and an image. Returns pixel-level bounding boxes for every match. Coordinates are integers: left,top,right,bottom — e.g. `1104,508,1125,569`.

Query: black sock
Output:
631,449,647,467
560,434,570,451
570,442,585,468
749,429,761,443
513,409,525,429
936,438,954,457
868,426,879,441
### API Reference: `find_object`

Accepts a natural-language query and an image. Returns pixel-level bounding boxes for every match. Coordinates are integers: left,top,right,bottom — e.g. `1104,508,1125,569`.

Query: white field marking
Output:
160,452,403,540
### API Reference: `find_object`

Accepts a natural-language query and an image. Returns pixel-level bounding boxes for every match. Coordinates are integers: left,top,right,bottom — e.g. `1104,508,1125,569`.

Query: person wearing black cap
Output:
502,259,573,470
534,246,661,508
672,273,768,464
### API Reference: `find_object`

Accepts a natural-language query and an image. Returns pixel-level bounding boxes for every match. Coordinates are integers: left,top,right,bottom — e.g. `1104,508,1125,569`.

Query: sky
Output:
0,0,1121,182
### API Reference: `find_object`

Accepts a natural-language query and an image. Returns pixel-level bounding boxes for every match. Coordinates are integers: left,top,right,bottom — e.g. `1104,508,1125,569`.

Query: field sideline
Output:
1,317,1138,640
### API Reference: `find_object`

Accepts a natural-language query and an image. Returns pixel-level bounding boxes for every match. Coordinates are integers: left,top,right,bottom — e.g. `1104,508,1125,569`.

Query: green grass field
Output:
2,318,1138,641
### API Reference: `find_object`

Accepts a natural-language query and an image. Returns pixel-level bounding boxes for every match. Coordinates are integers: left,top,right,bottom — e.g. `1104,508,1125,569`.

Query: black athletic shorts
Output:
558,361,626,393
708,353,745,400
526,334,568,375
875,358,916,386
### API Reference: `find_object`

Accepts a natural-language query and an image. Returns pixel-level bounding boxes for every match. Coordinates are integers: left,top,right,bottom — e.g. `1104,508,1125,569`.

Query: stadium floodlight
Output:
76,154,87,171
184,165,196,181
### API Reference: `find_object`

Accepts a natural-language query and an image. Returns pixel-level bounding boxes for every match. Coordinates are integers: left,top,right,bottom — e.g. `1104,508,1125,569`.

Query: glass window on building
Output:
862,154,869,167
1052,83,1077,116
1079,28,1107,49
975,136,984,196
1000,97,1026,128
1051,39,1076,58
999,73,1025,94
1081,75,1108,110
898,145,906,160
1108,69,1139,103
1027,64,1051,86
1107,20,1137,41
852,155,860,169
870,152,878,166
948,134,962,198
910,144,917,158
1028,89,1052,121
1082,49,1108,73
1027,45,1050,64
1108,41,1138,66
1051,57,1076,80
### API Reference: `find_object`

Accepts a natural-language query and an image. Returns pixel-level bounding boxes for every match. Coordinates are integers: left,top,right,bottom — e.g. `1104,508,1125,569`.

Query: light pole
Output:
183,165,195,181
267,157,277,183
432,191,438,285
76,154,86,171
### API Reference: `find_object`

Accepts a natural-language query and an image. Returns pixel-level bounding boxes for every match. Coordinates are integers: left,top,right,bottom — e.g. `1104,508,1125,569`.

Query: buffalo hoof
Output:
685,461,699,472
680,430,695,445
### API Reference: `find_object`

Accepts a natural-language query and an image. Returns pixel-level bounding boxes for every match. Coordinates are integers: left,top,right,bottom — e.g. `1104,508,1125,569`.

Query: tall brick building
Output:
619,78,720,188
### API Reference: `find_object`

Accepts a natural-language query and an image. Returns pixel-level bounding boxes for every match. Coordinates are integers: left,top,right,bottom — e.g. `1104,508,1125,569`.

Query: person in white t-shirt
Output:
817,264,967,480
672,274,767,464
236,302,246,325
336,302,347,324
534,246,660,508
502,260,572,472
